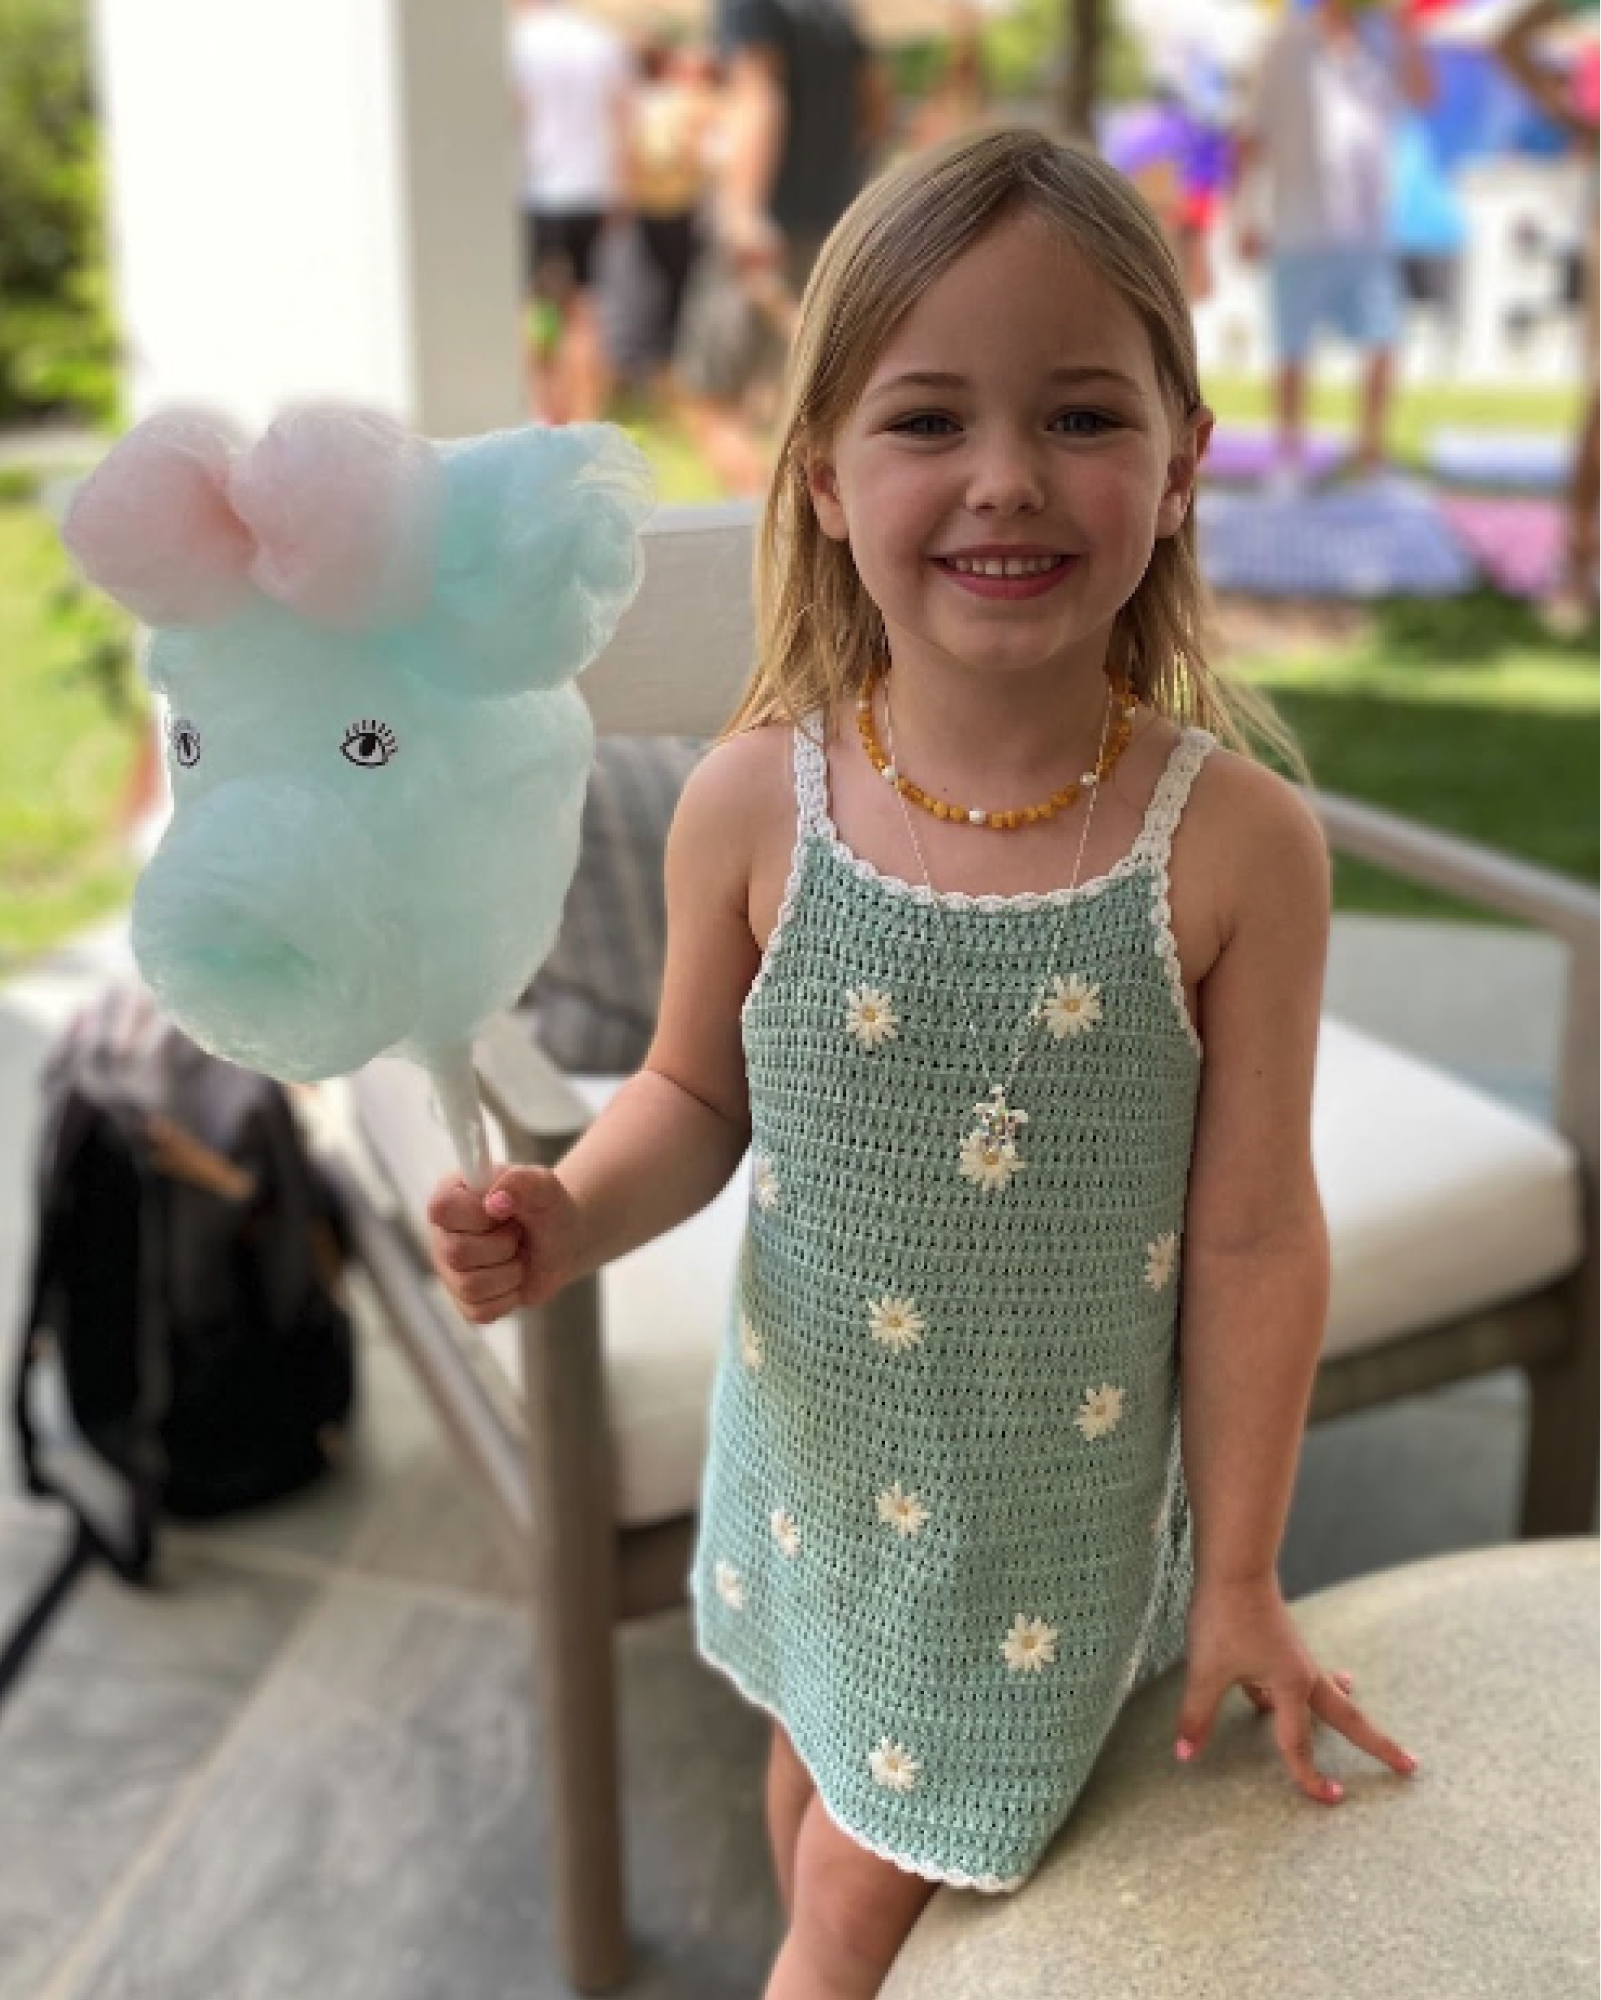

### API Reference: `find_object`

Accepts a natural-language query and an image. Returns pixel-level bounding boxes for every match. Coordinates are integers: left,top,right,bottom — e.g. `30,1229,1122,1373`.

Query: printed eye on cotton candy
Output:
61,406,654,1187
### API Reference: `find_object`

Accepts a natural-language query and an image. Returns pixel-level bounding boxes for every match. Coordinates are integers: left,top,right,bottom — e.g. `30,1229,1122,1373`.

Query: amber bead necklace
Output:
855,665,1139,832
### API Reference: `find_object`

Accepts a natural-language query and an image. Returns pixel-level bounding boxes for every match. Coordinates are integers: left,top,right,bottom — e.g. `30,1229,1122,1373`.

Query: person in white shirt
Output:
1233,0,1433,488
510,0,634,421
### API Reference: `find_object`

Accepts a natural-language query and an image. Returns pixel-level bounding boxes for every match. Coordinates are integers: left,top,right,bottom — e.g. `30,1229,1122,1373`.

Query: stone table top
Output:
882,1539,1599,2000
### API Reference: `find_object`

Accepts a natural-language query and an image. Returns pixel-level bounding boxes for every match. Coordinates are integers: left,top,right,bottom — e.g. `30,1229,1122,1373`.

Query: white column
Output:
90,0,525,438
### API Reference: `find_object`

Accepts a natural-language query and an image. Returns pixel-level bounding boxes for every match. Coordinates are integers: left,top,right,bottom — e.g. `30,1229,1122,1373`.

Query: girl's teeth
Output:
947,556,1062,577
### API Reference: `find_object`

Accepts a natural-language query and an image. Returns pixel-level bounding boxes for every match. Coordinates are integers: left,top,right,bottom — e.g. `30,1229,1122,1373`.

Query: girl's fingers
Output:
460,1279,526,1325
1272,1690,1334,1804
1244,1668,1352,1715
1309,1675,1420,1779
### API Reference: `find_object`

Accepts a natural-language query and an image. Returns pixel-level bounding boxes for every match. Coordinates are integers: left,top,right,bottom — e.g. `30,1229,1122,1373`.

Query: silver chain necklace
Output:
880,674,1113,1191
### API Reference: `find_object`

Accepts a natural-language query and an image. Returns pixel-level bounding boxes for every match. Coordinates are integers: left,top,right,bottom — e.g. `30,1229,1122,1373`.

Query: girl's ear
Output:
1156,404,1214,540
804,451,850,543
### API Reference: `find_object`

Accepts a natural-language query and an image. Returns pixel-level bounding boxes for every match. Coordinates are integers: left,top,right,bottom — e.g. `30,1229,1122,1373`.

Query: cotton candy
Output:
62,407,655,1181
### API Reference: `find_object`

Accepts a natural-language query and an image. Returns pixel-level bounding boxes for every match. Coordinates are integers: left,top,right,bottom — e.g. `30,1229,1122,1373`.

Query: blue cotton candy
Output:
63,413,654,1089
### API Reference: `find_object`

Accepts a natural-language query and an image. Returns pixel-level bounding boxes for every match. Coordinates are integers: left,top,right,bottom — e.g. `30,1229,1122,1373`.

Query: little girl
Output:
429,127,1419,2000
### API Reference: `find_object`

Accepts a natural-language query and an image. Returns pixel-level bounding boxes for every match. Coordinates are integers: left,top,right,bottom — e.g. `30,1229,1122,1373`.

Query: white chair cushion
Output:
1314,1017,1583,1359
475,1077,744,1530
353,1026,1584,1533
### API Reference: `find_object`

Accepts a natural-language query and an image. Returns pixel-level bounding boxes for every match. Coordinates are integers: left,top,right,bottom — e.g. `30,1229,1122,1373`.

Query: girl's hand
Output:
1174,1575,1422,1805
425,1166,582,1323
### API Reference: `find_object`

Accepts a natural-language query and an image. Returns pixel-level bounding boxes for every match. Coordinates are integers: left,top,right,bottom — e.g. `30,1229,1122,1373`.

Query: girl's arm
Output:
1164,760,1420,1805
430,739,768,1322
1177,759,1332,1592
546,738,761,1283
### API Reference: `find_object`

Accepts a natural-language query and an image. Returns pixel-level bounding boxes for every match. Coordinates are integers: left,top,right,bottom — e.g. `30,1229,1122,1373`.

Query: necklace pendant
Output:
976,1083,1028,1148
958,1085,1029,1192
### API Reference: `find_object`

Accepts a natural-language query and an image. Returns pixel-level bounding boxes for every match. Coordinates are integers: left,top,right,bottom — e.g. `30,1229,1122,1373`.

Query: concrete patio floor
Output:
0,910,1575,1999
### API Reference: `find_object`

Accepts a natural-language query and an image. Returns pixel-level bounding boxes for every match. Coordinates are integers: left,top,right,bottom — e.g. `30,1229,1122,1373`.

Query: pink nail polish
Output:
1324,1781,1343,1803
1175,1737,1195,1762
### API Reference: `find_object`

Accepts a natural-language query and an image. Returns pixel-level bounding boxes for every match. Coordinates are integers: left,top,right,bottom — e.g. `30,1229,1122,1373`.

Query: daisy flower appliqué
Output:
1001,1614,1059,1674
752,1153,780,1212
1075,1384,1126,1441
868,1739,920,1794
844,986,899,1050
738,1314,764,1371
876,1482,930,1539
1144,1231,1178,1291
713,1559,745,1610
867,1295,926,1353
770,1508,801,1559
958,1128,1024,1193
1036,973,1104,1041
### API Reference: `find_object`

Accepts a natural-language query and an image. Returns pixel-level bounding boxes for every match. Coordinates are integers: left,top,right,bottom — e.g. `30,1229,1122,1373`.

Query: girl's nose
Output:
965,436,1047,516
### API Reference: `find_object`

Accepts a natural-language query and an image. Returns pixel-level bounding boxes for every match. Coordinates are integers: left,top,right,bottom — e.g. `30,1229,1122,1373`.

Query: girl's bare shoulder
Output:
682,722,796,844
671,723,798,921
1186,741,1330,928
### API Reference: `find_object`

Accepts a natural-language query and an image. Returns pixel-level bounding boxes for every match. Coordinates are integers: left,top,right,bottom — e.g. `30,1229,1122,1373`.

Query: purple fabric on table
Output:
1203,427,1345,484
1439,496,1566,599
1426,429,1570,492
1197,484,1476,599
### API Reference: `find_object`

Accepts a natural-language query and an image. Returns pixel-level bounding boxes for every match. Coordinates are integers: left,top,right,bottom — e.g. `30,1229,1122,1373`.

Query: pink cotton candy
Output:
229,408,444,629
62,409,256,627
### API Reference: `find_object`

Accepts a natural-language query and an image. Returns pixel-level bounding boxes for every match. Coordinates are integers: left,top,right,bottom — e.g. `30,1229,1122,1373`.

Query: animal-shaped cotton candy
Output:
62,406,654,1184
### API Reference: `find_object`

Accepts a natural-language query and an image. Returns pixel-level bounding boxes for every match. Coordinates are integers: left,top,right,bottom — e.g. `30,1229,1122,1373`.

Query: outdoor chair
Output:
333,501,1598,1995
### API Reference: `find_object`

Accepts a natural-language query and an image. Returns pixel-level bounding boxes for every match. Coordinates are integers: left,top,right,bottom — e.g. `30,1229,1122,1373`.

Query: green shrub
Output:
0,0,119,425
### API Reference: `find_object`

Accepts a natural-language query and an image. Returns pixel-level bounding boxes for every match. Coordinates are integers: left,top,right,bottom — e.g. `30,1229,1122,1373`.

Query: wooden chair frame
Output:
336,506,1599,1994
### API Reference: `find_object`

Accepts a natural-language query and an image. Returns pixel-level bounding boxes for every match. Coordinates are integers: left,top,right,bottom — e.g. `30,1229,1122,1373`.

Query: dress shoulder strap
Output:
791,711,832,840
1131,726,1215,872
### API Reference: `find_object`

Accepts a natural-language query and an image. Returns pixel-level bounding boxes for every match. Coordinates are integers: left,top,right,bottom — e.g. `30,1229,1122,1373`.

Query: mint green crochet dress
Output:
690,715,1214,1892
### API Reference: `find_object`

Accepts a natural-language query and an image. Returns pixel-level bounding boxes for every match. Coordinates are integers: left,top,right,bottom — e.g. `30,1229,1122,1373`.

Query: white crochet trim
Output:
1140,730,1213,1062
1129,727,1215,869
795,713,1212,917
740,721,826,1026
688,1609,1029,1896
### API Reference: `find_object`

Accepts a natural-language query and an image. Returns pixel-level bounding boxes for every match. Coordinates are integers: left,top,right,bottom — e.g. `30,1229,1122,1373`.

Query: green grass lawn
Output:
1234,592,1597,918
0,498,142,971
1202,373,1586,468
1,379,1594,969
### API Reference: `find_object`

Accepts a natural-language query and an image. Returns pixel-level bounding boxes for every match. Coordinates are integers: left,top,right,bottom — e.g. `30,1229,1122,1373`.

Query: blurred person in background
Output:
676,0,893,492
1390,103,1467,375
903,3,989,153
1495,0,1599,633
511,0,634,421
626,38,720,414
1232,0,1434,494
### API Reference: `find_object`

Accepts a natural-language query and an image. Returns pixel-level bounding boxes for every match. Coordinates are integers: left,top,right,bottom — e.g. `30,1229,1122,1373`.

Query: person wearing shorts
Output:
510,0,633,421
525,210,608,299
674,0,891,492
1504,0,1601,632
1234,0,1433,487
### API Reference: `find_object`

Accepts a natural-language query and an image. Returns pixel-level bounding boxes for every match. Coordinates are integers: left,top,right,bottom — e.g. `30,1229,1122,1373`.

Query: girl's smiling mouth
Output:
931,546,1076,598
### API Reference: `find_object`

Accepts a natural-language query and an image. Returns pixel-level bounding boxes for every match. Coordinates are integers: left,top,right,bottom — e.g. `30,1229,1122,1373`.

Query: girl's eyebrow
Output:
865,364,1146,402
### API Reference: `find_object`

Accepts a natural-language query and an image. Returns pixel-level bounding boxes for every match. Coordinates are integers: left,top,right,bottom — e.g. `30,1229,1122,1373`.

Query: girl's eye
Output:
340,718,400,768
1053,410,1118,436
890,413,958,438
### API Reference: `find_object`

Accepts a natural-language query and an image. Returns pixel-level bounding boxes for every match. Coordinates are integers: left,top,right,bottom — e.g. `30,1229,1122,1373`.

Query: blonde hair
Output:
718,126,1302,777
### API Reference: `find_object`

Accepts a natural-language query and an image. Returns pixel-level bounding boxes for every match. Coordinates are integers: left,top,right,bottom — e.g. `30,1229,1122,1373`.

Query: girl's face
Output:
807,213,1210,693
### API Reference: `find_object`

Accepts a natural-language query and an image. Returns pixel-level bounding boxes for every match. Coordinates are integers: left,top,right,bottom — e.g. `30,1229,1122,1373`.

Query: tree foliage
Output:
0,0,118,424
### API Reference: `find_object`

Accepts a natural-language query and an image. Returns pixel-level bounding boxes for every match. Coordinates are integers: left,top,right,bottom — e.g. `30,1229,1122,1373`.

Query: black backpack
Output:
6,982,356,1689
